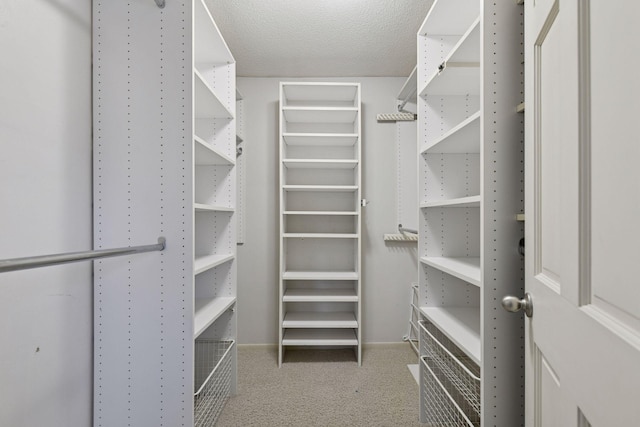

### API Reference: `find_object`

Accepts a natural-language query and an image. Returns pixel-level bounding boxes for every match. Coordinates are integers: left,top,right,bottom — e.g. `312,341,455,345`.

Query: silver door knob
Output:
501,293,533,318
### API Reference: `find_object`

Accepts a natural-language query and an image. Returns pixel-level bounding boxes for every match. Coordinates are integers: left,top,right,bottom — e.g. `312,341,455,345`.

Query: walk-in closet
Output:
2,1,639,426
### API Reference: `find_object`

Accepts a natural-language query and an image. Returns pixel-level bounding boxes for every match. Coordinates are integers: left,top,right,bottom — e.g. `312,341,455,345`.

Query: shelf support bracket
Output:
154,0,165,8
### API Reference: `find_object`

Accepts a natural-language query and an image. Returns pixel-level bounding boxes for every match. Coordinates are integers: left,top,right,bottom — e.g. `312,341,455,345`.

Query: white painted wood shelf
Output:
282,329,358,346
195,136,235,165
194,203,234,213
194,69,234,119
282,107,358,123
194,253,235,275
282,159,358,169
419,306,481,365
420,256,481,287
283,185,358,192
283,288,358,302
282,271,359,281
284,211,358,216
421,111,481,154
283,133,358,146
283,312,358,328
194,297,236,338
280,82,362,365
418,0,480,36
283,233,358,239
420,195,481,208
420,65,480,97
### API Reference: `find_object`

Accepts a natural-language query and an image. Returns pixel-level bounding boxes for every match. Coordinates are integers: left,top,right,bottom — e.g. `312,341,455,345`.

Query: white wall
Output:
236,77,419,344
0,1,92,426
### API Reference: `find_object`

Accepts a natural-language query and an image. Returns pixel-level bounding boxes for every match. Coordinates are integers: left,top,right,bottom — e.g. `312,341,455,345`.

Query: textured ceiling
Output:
206,0,434,77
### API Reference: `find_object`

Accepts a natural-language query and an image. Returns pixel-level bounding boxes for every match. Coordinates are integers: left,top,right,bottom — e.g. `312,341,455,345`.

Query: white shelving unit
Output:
93,1,237,426
416,0,524,425
279,82,362,366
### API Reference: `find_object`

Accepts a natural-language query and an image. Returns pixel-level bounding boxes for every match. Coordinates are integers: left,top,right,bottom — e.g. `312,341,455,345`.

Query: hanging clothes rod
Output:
154,0,165,9
0,237,166,273
398,224,418,235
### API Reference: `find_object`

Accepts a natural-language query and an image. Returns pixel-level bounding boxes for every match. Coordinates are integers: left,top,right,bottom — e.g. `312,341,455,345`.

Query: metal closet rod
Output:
398,224,418,235
0,237,166,273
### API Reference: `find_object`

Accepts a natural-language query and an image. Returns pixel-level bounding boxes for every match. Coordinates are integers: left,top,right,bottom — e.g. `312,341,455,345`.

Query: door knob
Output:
501,293,533,317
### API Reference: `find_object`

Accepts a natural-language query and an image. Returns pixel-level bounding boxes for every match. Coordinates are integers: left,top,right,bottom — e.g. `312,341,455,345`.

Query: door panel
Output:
525,0,640,426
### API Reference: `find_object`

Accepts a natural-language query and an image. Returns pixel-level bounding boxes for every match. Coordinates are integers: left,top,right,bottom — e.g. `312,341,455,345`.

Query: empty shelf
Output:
283,133,358,146
283,159,358,169
420,64,480,97
283,185,358,192
194,69,234,119
282,329,358,346
421,111,480,154
283,288,358,302
194,253,234,275
283,233,358,239
420,195,481,208
447,18,480,64
418,0,480,36
194,0,234,64
282,83,358,105
194,136,235,165
397,66,418,102
282,107,358,123
284,211,358,216
194,203,234,212
194,297,236,338
283,312,358,328
420,256,481,287
282,271,359,281
420,306,481,365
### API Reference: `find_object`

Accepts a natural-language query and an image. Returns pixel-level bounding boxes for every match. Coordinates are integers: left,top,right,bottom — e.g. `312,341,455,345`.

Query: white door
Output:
523,0,640,425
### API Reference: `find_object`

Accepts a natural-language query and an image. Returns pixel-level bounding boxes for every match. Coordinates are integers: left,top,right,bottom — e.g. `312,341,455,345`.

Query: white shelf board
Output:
282,271,359,281
282,159,358,169
397,66,418,102
283,311,358,328
284,211,358,216
194,135,235,165
283,233,358,239
283,185,358,192
283,288,358,302
194,297,236,338
420,195,481,208
283,133,358,146
282,329,358,346
419,65,480,97
447,18,481,64
194,203,234,213
420,256,481,287
420,306,481,365
194,70,234,119
282,83,358,103
194,0,234,64
421,111,481,154
418,0,480,36
282,107,358,123
194,253,234,275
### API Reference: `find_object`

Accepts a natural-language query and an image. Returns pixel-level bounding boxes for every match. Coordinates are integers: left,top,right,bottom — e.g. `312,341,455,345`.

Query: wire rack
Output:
194,340,235,427
419,320,480,425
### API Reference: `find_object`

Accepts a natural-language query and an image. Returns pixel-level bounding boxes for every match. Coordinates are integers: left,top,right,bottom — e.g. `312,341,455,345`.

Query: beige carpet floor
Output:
216,344,426,427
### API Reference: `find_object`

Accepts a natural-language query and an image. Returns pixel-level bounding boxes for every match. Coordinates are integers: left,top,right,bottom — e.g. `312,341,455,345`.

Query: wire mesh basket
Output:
194,339,235,427
419,320,480,426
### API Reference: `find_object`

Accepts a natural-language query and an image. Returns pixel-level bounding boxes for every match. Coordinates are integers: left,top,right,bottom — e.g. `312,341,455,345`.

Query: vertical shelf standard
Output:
93,1,237,426
416,0,524,425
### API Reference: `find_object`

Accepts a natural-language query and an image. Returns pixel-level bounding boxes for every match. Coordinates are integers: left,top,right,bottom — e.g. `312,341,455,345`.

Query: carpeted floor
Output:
217,344,425,426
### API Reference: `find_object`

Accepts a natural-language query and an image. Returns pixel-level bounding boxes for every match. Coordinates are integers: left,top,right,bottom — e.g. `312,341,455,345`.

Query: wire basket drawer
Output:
419,320,480,426
194,340,235,427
